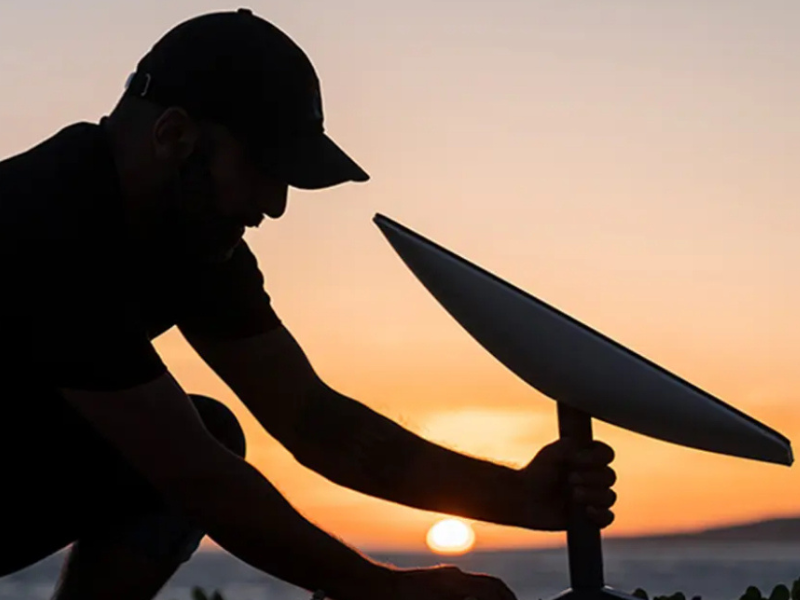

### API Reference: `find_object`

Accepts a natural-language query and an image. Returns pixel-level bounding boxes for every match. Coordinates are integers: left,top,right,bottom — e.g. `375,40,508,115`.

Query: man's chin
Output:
146,225,244,264
207,244,239,264
202,237,243,264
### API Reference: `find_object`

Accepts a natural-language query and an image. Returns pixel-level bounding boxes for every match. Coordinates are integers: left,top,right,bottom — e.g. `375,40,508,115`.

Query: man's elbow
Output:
153,439,244,506
283,434,333,476
276,381,345,469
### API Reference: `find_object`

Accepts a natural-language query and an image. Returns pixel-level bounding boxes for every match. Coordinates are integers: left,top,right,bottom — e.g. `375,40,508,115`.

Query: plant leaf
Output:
742,586,764,600
791,579,800,600
191,588,209,600
771,585,790,600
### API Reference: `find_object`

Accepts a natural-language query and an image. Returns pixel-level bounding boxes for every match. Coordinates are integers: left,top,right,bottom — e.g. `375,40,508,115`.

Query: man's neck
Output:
101,116,167,254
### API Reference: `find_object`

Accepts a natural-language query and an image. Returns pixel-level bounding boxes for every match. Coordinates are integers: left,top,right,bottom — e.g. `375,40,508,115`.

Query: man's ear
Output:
151,107,200,164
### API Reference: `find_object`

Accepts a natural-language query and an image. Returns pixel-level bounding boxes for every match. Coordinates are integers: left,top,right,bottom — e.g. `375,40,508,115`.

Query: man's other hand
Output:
388,565,517,600
518,439,617,531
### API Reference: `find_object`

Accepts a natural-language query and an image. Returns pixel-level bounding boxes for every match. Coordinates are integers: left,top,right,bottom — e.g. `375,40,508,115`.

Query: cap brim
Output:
275,133,369,190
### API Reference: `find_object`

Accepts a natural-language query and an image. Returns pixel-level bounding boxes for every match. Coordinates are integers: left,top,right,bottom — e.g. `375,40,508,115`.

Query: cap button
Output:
237,8,253,15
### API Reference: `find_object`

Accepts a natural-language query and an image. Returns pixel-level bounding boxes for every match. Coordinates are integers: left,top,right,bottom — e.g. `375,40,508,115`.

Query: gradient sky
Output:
2,1,800,553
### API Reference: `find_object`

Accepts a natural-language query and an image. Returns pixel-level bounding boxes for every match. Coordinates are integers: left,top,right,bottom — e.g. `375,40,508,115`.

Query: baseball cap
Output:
123,8,369,190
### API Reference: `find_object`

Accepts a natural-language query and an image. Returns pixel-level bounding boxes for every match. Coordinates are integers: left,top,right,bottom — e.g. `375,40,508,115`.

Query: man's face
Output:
157,123,289,264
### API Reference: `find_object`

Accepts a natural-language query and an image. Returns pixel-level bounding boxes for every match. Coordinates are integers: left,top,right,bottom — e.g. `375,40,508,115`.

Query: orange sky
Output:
2,0,800,552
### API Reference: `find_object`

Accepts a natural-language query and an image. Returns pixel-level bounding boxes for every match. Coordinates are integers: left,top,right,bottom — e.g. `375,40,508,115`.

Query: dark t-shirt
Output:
0,121,282,393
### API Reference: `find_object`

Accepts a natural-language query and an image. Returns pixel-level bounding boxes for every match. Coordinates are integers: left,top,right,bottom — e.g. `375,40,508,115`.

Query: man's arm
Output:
59,372,394,600
182,325,531,528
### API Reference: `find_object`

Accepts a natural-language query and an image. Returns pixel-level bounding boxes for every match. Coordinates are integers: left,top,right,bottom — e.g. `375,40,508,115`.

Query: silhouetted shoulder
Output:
0,121,122,246
0,122,164,392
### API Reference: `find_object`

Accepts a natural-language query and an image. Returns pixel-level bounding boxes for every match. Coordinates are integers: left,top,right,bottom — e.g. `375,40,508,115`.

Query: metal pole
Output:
557,403,605,591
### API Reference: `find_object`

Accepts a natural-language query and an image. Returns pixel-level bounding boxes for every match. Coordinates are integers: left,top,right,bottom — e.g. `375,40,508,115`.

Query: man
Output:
0,8,617,600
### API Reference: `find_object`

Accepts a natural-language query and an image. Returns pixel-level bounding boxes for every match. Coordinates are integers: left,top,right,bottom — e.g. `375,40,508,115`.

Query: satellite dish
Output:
374,213,792,600
374,214,791,465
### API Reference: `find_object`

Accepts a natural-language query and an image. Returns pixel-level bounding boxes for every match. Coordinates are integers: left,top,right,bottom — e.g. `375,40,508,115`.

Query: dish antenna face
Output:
374,213,792,600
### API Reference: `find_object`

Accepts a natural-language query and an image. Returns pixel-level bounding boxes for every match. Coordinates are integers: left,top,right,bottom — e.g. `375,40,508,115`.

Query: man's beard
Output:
152,147,245,265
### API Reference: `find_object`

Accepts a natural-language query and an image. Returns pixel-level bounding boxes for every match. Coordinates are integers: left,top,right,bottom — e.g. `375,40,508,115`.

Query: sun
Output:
426,518,476,555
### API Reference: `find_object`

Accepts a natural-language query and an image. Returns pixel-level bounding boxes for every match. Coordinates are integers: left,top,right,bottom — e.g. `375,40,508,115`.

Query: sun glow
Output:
426,519,476,555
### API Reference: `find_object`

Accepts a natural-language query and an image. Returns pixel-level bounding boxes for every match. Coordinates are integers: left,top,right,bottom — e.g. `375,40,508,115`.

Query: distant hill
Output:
606,516,800,545
374,517,800,558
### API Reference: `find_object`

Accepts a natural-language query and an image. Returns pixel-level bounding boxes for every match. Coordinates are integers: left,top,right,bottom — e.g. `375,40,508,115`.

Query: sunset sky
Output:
1,1,800,553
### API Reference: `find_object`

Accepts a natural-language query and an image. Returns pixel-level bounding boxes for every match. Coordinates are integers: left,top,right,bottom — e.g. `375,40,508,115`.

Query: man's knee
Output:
68,395,246,568
187,394,246,458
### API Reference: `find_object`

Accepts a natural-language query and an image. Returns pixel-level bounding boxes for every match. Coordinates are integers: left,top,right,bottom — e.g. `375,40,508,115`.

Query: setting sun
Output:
426,519,476,555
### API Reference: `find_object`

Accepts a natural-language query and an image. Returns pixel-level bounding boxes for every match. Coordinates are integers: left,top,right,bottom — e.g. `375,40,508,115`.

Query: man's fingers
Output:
571,441,615,466
569,466,616,487
469,574,518,600
535,438,579,463
539,439,615,465
573,487,617,508
431,567,517,600
587,506,615,528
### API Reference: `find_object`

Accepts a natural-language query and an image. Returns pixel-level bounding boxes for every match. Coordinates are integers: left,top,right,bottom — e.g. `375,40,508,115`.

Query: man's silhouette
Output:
0,9,616,600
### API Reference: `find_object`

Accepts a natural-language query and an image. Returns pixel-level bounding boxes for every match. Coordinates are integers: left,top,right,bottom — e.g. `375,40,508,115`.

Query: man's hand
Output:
517,439,617,531
387,565,517,600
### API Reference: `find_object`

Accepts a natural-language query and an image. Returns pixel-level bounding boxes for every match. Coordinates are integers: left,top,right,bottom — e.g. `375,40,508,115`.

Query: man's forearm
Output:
288,384,528,527
171,447,394,600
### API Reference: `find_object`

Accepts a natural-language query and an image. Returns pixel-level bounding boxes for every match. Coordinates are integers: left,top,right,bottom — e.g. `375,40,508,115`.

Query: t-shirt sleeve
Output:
176,240,282,340
24,246,168,392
